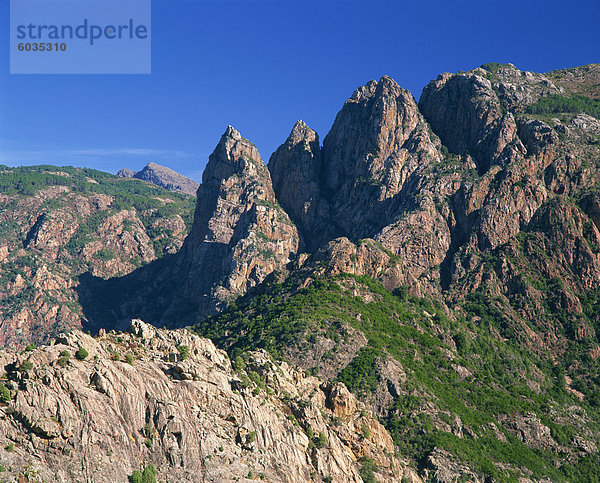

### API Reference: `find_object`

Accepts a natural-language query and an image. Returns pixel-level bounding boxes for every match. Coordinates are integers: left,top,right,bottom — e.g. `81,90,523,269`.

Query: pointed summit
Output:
318,75,439,240
223,124,242,140
269,120,325,251
290,119,310,135
179,129,299,317
203,126,266,189
292,119,307,129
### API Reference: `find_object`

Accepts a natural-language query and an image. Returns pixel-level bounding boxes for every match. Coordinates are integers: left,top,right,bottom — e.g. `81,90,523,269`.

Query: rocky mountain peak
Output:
289,119,316,143
203,126,269,195
318,75,439,238
179,126,299,317
322,75,436,194
270,75,442,251
418,64,567,173
269,120,323,251
116,163,200,196
224,124,241,138
419,71,509,172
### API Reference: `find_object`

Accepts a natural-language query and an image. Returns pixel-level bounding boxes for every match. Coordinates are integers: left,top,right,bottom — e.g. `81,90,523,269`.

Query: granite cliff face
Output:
177,126,299,317
268,120,323,252
269,76,440,251
0,321,418,482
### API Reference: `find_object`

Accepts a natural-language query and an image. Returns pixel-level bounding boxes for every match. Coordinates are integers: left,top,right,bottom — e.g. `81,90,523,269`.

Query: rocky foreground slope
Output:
0,320,418,482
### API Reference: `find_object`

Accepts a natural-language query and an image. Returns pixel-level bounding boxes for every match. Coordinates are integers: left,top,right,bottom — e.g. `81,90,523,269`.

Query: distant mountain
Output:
118,162,200,196
116,167,135,178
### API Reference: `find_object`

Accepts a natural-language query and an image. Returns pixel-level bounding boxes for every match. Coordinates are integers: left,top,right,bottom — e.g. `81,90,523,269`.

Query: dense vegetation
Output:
525,94,600,120
195,271,600,481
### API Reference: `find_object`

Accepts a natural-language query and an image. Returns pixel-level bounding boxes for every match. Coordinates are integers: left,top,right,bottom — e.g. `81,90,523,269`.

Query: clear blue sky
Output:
1,0,599,181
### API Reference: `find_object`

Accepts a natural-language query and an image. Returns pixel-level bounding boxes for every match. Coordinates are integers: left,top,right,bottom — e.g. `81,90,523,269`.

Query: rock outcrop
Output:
270,76,441,251
419,70,523,173
0,321,418,482
116,167,135,178
178,126,299,317
268,120,325,251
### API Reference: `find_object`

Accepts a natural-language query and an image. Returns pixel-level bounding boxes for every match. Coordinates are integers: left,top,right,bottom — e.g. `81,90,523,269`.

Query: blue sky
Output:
1,0,599,181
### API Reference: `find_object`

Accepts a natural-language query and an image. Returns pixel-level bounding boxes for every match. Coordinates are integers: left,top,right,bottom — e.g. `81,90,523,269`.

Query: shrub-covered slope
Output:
0,165,195,348
195,268,600,481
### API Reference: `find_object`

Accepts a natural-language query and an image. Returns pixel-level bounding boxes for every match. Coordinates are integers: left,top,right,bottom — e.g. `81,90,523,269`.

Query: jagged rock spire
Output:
179,126,299,317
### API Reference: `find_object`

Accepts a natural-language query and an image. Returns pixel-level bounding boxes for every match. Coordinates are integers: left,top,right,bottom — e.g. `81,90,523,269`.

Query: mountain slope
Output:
0,321,416,482
191,63,600,480
0,165,195,349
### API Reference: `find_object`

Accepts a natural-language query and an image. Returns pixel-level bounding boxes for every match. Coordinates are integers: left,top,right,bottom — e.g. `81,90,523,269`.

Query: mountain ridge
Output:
2,62,600,480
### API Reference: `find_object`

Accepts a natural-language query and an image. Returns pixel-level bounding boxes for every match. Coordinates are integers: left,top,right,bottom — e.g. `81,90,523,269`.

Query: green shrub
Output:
305,366,319,376
130,464,156,483
392,285,408,300
125,353,134,365
75,347,89,361
453,332,470,355
0,464,5,472
93,248,115,261
18,360,33,373
361,422,370,439
176,344,190,361
246,431,257,444
0,384,11,403
141,464,156,483
23,343,36,353
58,350,71,367
6,442,14,452
358,456,377,483
315,432,327,449
232,355,246,372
